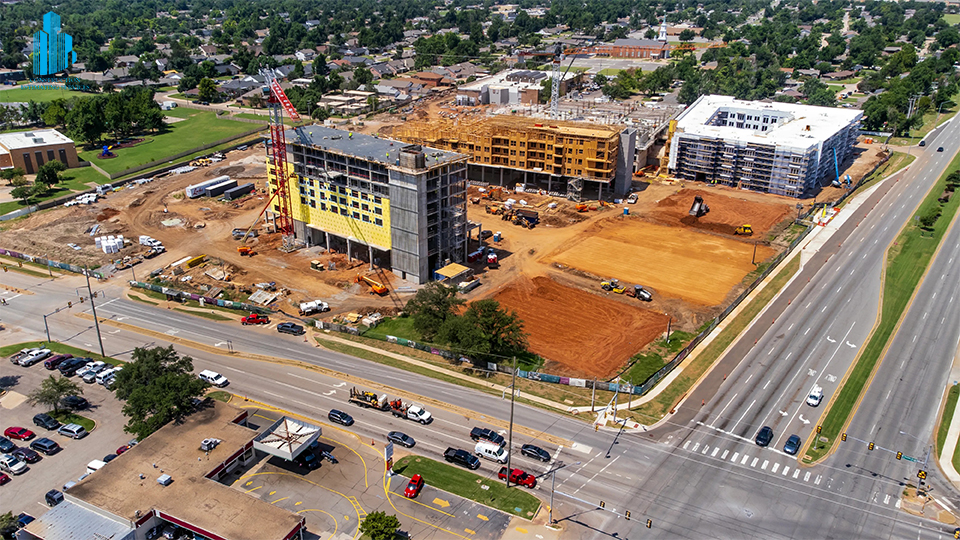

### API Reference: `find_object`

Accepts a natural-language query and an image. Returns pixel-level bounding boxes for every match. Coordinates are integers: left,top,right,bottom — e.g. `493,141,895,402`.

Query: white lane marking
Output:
804,472,811,482
732,452,740,462
805,302,811,309
712,447,720,457
750,457,759,467
692,443,700,452
220,366,247,374
741,454,749,465
884,494,890,505
768,347,776,356
805,327,810,335
788,323,795,331
761,460,769,470
721,450,729,460
782,466,790,476
815,475,822,485
821,305,828,313
683,441,690,450
702,445,710,455
711,393,737,427
731,400,757,434
771,463,779,473
763,380,770,390
793,469,800,479
923,312,928,320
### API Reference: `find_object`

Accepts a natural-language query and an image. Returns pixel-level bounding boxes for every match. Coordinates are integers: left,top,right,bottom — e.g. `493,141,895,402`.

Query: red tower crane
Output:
262,69,301,240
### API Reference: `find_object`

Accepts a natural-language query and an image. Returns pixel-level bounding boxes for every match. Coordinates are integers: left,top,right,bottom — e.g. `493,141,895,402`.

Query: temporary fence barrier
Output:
0,248,107,279
128,281,270,314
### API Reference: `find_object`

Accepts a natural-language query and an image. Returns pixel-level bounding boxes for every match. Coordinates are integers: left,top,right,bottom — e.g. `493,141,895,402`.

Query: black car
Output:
755,426,774,447
783,434,802,455
103,454,118,463
295,451,320,470
277,322,306,335
387,431,415,448
443,447,481,470
938,146,945,152
62,395,90,410
520,444,551,462
470,427,505,447
30,438,61,455
328,409,354,426
33,413,61,430
58,358,88,376
13,446,41,463
16,513,35,529
0,436,15,453
45,490,64,507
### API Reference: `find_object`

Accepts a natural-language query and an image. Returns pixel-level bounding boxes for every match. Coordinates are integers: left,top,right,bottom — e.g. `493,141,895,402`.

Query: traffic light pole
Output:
505,356,517,489
84,265,106,358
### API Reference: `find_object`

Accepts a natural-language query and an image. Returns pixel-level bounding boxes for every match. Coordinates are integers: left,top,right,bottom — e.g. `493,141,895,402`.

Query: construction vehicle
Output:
356,274,388,296
348,387,390,410
142,246,164,259
600,278,619,291
734,224,754,235
299,300,330,316
471,196,481,204
509,208,539,228
612,283,626,294
389,398,433,424
627,193,638,204
486,204,503,215
237,246,254,256
575,203,590,213
689,195,710,217
114,255,144,270
626,285,653,301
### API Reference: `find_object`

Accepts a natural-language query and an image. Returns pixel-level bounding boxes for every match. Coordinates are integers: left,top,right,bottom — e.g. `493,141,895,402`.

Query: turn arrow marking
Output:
798,415,810,425
433,498,450,508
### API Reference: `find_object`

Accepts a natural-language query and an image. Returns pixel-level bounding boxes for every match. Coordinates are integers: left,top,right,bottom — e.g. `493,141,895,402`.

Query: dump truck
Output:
348,387,389,410
356,274,388,295
689,195,709,217
299,300,330,316
389,398,433,424
734,224,753,235
513,208,539,228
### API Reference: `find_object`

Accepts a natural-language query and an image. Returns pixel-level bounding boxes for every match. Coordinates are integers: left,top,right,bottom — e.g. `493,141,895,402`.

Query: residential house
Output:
215,63,242,76
200,45,218,55
296,49,315,62
795,68,820,78
343,56,373,66
387,59,414,74
370,63,396,78
822,70,856,81
408,72,452,88
114,55,140,68
255,29,269,39
305,20,322,29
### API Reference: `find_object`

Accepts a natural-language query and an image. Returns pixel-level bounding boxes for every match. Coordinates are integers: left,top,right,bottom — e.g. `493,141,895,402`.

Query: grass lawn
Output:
0,259,49,277
0,254,64,276
0,87,90,103
943,14,960,25
77,110,256,175
834,78,861,84
173,307,232,321
597,68,624,77
128,292,159,305
392,455,541,518
361,316,421,341
161,107,200,119
629,255,801,424
0,341,122,366
207,391,232,402
0,165,111,216
48,410,96,432
134,287,242,316
232,113,270,121
623,332,696,386
805,151,960,462
937,384,959,456
827,84,844,93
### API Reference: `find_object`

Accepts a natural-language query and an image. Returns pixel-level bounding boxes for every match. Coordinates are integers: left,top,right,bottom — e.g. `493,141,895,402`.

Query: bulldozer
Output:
237,246,254,256
575,203,590,213
734,224,754,235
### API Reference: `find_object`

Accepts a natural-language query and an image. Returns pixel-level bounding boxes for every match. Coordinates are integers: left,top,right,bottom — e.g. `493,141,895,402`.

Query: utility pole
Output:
84,265,106,358
43,314,50,342
547,461,580,525
505,356,517,488
591,378,597,412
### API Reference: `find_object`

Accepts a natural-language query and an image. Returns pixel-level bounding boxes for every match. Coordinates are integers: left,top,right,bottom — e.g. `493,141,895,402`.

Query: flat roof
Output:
25,500,133,540
253,416,321,461
66,401,303,540
288,124,468,170
674,95,862,149
458,69,545,92
435,262,471,279
0,129,74,150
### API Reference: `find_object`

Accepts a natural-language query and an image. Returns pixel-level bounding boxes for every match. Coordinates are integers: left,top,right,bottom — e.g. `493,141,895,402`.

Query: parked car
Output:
0,436,16,453
116,444,132,455
82,363,109,383
43,354,72,370
404,474,425,498
58,357,88,376
0,454,27,475
755,426,774,447
498,467,536,488
16,513,35,529
4,427,35,441
62,395,89,410
277,322,306,335
783,434,802,455
294,451,320,470
9,348,39,364
387,431,415,448
75,360,102,378
30,438,61,455
12,447,41,464
58,423,88,439
33,413,61,431
45,490,64,507
102,454,117,463
520,444,551,462
19,348,51,366
328,410,354,426
198,370,229,387
241,313,270,325
0,472,9,485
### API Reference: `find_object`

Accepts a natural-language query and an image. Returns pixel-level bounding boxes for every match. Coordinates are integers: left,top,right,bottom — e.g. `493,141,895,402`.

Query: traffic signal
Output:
625,511,631,520
954,528,959,539
918,470,927,480
816,425,822,434
646,519,653,529
841,433,847,441
67,301,72,308
897,452,903,460
868,442,875,451
599,501,605,509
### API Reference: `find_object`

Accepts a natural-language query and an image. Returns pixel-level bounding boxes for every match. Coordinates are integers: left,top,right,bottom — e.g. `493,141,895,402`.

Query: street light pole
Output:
43,314,50,342
546,461,580,525
84,265,106,358
505,356,517,488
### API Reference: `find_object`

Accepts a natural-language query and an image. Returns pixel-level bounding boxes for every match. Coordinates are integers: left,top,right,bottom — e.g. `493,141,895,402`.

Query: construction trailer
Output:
205,178,238,198
224,183,255,200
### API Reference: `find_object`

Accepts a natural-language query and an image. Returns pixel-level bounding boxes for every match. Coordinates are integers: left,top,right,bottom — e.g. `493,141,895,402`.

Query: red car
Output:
404,474,424,498
0,472,9,485
4,427,35,441
241,313,270,325
498,467,536,488
116,445,132,455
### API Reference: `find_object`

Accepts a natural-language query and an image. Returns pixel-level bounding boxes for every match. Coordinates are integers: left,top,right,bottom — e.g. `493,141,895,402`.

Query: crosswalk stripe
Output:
712,447,720,457
721,450,729,460
883,494,890,505
804,472,811,482
683,441,690,450
751,457,759,467
702,445,709,454
770,462,777,473
814,475,822,485
742,455,750,465
793,469,800,479
732,452,740,462
782,466,789,476
761,460,769,470
692,443,700,452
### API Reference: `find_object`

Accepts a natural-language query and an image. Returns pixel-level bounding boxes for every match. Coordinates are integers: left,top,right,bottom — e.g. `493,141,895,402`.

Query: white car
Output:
198,370,229,387
19,348,51,366
806,385,823,407
77,361,105,379
0,453,28,475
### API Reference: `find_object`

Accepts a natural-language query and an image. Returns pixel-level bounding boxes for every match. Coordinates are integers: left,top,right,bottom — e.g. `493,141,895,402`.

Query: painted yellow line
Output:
244,485,262,494
269,490,276,496
271,496,289,504
395,494,454,517
295,508,338,539
432,497,451,508
294,501,302,506
465,529,476,535
516,527,528,534
477,514,489,521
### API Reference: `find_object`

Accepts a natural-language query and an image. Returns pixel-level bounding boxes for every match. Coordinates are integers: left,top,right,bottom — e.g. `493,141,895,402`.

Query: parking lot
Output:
0,348,133,519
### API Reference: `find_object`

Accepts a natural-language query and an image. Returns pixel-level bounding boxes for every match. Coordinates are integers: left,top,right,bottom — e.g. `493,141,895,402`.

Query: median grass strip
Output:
805,152,960,463
937,384,959,457
207,391,232,402
361,316,422,342
392,455,541,518
0,341,122,366
47,410,95,433
628,254,801,424
173,307,232,321
127,293,159,306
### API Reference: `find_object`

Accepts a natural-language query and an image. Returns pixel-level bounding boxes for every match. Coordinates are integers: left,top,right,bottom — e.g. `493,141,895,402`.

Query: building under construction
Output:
392,116,633,200
667,95,862,198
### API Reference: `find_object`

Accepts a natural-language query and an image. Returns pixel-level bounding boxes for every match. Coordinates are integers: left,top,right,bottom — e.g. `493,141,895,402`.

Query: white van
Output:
86,460,107,474
198,370,229,387
475,441,508,464
97,366,120,385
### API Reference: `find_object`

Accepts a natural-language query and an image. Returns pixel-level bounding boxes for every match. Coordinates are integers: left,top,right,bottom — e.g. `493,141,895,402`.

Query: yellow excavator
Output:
734,224,754,236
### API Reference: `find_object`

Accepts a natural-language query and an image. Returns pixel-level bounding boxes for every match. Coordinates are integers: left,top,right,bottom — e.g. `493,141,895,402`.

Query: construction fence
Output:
128,281,270,314
0,248,107,279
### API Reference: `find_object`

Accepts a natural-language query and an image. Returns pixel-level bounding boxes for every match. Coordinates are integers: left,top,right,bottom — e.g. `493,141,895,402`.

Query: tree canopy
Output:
26,374,83,414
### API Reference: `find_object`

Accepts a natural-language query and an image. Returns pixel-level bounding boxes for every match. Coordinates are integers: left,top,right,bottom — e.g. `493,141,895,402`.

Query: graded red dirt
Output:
643,188,794,236
492,276,669,378
548,218,777,306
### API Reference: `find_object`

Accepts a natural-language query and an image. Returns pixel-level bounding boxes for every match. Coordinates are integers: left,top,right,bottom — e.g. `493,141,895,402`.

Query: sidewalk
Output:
937,339,960,488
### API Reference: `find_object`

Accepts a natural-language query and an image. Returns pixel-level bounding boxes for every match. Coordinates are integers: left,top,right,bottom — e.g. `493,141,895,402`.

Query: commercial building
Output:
393,116,630,200
455,69,583,107
0,129,80,174
23,401,307,540
667,95,862,198
268,125,471,284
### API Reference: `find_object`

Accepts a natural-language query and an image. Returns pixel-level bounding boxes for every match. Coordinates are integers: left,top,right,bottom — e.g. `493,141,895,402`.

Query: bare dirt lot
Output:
547,217,777,306
493,276,669,378
643,188,794,237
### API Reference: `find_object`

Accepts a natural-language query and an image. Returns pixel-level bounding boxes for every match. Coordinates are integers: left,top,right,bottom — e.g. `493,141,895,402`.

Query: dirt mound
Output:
493,276,668,378
644,189,793,236
207,165,245,177
96,208,121,221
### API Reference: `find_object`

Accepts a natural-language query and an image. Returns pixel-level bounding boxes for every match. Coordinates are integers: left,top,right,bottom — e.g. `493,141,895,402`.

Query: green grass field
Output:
78,110,256,174
207,391,232,402
890,90,960,146
392,456,540,518
48,410,95,432
943,14,960,25
232,112,271,121
623,332,696,386
0,86,90,103
361,316,422,341
0,341,121,366
597,68,624,77
937,384,959,456
805,151,960,462
0,165,111,216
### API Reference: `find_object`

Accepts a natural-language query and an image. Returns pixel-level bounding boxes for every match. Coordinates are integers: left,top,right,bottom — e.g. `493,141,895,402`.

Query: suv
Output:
470,427,505,447
62,395,89,410
44,354,72,370
30,438,61,455
33,413,60,431
806,385,823,407
328,410,354,426
443,447,480,470
58,424,88,439
58,358,88,376
755,426,774,447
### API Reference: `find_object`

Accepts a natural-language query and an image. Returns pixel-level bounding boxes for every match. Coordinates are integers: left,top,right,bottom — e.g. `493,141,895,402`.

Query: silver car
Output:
82,363,108,383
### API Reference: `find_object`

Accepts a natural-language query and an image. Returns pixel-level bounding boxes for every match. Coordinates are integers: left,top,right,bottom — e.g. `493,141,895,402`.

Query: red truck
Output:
241,313,270,325
498,467,536,488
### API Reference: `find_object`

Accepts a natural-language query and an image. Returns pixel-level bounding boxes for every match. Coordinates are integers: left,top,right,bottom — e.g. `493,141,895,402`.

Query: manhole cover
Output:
743,509,754,518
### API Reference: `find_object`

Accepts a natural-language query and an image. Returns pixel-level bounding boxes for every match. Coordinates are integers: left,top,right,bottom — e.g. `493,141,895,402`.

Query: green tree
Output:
593,73,608,87
36,160,66,187
354,66,374,85
1,511,18,540
66,96,106,144
313,54,329,77
43,99,68,128
10,185,33,204
678,29,696,42
198,78,219,102
113,345,209,439
366,94,379,111
359,511,401,540
0,167,25,185
130,60,160,84
26,374,83,414
404,282,463,341
462,299,528,358
31,182,50,199
291,60,305,80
